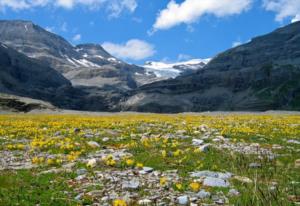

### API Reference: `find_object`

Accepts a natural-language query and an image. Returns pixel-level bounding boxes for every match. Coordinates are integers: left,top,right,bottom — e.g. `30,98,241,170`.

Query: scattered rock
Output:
190,171,232,180
87,141,100,148
196,190,211,199
287,140,300,144
139,167,154,174
203,177,230,188
177,195,189,205
233,176,253,184
249,162,262,168
122,179,140,190
294,159,300,168
198,144,211,152
228,189,240,196
77,168,87,175
192,139,204,146
138,199,152,205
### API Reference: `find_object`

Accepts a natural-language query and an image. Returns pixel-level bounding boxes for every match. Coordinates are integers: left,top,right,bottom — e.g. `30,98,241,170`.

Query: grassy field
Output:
0,114,299,206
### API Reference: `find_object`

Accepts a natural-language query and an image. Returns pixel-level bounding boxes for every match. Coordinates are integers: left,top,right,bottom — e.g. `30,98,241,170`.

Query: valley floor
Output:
0,113,299,205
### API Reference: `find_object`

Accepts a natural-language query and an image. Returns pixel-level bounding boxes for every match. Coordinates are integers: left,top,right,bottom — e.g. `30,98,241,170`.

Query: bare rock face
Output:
121,22,300,112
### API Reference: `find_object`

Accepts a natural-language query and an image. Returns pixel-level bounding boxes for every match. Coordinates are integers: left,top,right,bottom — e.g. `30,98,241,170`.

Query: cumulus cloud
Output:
153,0,252,30
102,39,155,61
263,0,300,22
0,0,137,17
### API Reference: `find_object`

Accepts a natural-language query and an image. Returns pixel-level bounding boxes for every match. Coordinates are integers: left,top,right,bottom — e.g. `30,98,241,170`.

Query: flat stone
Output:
76,168,87,175
142,167,154,173
190,171,232,180
138,199,152,205
228,189,240,196
203,177,230,188
249,163,262,168
87,141,100,148
198,144,211,152
122,179,140,190
177,195,189,205
233,176,253,184
196,190,211,199
192,139,204,146
295,159,300,168
287,140,300,144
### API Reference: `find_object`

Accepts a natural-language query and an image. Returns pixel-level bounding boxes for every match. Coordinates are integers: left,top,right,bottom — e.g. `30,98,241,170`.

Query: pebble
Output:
203,177,230,188
138,199,152,205
228,189,240,196
76,168,87,175
87,141,100,148
196,190,211,199
190,171,232,180
233,176,253,184
177,195,189,205
192,139,204,146
287,140,300,144
198,144,211,152
122,179,140,190
139,167,154,175
249,162,262,168
295,159,300,168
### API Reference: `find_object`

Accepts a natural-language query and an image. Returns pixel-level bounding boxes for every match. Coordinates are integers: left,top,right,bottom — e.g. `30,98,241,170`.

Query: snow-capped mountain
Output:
143,58,211,79
0,20,157,90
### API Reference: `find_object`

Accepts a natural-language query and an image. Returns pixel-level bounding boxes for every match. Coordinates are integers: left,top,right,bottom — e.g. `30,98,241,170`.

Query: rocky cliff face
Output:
121,22,300,112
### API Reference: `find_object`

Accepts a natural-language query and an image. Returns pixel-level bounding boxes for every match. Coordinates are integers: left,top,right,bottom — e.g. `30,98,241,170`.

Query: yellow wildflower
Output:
113,199,127,206
160,177,167,186
189,182,201,192
136,162,144,168
126,159,134,166
175,183,183,190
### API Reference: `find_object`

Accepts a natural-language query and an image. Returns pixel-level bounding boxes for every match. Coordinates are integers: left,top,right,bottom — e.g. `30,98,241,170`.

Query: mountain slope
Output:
0,43,71,98
0,20,156,90
121,22,300,112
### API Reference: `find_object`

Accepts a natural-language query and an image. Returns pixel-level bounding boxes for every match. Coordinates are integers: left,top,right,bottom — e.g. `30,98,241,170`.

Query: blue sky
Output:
0,0,299,64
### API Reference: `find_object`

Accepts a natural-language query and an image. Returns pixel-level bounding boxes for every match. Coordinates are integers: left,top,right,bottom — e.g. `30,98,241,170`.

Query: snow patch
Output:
143,58,211,79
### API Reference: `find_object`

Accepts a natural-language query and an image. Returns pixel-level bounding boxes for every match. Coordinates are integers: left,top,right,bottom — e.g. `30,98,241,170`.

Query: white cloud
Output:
72,34,81,41
107,0,137,18
153,0,252,30
0,0,137,17
177,54,193,61
102,39,155,61
263,0,300,22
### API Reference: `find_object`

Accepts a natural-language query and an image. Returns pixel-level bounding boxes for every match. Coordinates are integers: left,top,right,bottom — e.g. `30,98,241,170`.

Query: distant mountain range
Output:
0,20,299,112
121,21,300,112
143,59,211,79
